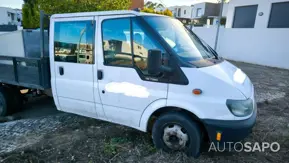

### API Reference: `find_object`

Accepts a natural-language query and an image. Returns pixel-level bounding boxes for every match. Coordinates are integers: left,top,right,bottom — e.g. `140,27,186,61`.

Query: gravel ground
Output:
0,61,288,163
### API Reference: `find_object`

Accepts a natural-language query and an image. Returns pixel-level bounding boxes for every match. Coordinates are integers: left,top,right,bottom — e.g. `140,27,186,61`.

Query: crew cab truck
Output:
0,11,257,157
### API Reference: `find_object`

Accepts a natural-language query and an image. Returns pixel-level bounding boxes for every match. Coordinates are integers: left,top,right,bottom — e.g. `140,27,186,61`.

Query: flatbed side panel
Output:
0,56,51,90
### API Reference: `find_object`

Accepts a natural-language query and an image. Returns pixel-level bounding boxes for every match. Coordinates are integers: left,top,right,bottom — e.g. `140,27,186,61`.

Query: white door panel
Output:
103,105,142,128
55,62,94,102
50,16,100,118
58,97,98,118
99,67,167,111
98,66,167,127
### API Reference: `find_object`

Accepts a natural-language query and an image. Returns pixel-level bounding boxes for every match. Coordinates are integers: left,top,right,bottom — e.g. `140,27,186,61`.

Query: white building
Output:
168,6,194,19
226,0,289,29
192,2,220,19
193,0,289,69
0,7,22,26
168,0,223,20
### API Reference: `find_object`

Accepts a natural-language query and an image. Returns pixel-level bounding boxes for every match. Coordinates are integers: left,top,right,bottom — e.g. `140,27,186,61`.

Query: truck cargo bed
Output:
0,56,50,90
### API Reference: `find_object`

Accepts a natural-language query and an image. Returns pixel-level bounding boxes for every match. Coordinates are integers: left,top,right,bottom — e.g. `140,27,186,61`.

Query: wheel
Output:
7,88,23,113
152,112,202,158
0,87,8,116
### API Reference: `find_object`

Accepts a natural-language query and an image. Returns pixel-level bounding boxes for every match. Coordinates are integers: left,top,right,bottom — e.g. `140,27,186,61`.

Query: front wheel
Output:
152,112,202,158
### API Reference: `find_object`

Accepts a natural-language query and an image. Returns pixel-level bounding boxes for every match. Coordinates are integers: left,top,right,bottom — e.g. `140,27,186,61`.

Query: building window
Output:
102,18,132,67
178,8,181,17
184,10,186,15
232,5,258,28
196,8,202,17
54,20,94,64
268,2,289,28
10,13,15,21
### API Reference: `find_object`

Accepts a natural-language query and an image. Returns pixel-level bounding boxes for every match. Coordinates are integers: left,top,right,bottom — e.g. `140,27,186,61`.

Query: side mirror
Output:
147,49,172,76
147,49,162,75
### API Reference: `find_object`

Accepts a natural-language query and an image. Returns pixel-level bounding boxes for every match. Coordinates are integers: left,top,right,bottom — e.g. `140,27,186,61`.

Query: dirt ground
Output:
0,61,289,163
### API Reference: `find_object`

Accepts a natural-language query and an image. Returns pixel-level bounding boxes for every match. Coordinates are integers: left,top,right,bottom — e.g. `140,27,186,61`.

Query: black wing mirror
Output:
147,49,172,76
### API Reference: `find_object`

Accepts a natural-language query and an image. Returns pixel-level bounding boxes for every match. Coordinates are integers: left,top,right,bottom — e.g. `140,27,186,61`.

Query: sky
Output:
0,0,208,9
0,0,23,9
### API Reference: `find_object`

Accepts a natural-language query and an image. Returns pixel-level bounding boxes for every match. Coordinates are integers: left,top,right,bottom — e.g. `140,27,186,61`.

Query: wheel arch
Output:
139,99,206,133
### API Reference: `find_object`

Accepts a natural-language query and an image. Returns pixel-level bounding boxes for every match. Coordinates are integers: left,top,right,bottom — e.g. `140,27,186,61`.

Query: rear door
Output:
50,16,100,118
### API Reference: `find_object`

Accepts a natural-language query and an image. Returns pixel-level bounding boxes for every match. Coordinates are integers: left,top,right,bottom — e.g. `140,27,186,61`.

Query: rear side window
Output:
102,18,132,67
54,20,94,64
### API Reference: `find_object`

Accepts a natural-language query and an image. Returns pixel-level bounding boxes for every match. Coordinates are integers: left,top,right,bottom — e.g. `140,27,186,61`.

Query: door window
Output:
132,19,166,76
101,17,169,77
102,18,132,67
54,20,94,64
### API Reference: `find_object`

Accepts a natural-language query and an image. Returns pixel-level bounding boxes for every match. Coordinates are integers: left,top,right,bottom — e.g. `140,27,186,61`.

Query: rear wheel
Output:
8,88,23,113
152,112,203,158
0,87,8,116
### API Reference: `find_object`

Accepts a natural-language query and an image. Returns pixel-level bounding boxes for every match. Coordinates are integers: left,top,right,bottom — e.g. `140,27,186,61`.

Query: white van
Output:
0,11,257,157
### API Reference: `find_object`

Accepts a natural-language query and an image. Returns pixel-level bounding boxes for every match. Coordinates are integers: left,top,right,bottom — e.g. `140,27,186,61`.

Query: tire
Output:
8,88,23,113
152,112,202,158
0,87,9,116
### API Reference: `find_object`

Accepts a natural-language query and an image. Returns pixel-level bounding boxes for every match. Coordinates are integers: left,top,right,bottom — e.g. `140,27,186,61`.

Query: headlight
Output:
226,98,254,117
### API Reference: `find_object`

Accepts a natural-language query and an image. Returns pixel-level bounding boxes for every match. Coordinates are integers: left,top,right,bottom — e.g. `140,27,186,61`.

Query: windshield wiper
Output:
185,27,219,59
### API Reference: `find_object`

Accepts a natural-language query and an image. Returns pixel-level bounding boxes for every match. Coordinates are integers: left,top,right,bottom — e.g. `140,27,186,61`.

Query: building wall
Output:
0,7,22,26
130,0,144,9
191,0,289,69
193,27,289,69
169,6,193,19
222,3,229,17
226,0,289,28
192,3,206,18
204,3,220,17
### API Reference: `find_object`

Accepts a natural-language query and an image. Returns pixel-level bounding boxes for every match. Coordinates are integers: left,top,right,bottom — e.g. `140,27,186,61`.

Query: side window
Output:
132,19,166,76
54,20,94,64
102,18,132,67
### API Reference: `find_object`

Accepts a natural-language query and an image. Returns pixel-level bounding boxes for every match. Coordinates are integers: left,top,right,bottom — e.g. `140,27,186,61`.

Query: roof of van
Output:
51,10,165,18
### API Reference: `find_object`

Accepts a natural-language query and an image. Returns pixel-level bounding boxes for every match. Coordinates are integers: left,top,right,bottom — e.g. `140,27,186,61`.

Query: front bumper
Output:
203,105,257,144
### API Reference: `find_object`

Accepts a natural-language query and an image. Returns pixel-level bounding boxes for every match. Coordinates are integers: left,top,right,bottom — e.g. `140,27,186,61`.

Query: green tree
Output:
141,7,173,17
22,0,39,28
144,1,164,10
163,9,173,17
22,0,131,28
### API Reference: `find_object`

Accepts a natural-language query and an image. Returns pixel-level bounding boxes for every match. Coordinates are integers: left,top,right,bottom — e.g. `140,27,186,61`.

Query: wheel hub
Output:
162,124,189,150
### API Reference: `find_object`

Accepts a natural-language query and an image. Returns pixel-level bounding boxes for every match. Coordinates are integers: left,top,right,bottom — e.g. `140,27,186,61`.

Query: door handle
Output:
97,70,103,80
59,67,64,75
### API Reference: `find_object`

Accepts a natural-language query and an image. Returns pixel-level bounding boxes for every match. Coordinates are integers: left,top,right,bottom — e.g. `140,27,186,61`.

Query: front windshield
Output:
143,16,216,62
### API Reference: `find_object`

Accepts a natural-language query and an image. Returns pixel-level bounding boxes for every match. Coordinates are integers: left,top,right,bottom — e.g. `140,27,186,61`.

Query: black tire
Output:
8,88,23,113
152,112,202,158
0,87,9,116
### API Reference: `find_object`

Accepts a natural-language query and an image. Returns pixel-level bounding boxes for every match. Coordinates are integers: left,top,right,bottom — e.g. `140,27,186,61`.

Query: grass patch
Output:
104,137,130,155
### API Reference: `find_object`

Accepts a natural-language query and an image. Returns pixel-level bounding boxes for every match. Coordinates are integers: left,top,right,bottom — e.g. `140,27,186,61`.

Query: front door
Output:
96,15,169,128
51,16,99,118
